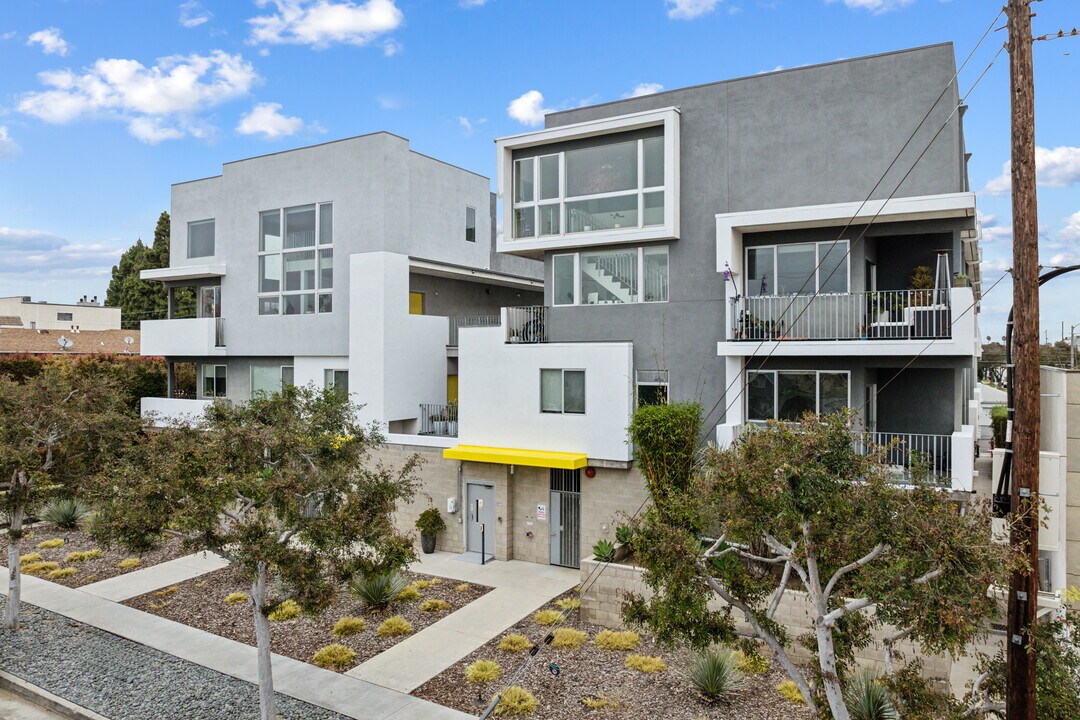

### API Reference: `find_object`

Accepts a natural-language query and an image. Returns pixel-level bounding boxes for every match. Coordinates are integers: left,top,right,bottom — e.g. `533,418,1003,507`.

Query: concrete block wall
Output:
510,467,549,564
1067,372,1080,598
580,467,650,557
373,443,465,554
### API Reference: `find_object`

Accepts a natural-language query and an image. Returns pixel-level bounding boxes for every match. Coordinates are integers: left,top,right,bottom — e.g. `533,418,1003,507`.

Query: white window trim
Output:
744,240,851,297
746,369,850,423
553,245,669,306
635,370,669,406
258,202,333,316
201,364,227,399
540,368,586,415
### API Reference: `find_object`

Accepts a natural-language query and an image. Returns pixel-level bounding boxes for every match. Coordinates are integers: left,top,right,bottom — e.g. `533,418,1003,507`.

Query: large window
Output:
324,369,348,396
56,312,73,321
552,246,669,305
745,240,849,296
512,135,665,239
250,365,294,397
746,370,849,423
258,203,333,315
201,364,227,398
188,219,215,258
540,369,585,414
636,370,669,406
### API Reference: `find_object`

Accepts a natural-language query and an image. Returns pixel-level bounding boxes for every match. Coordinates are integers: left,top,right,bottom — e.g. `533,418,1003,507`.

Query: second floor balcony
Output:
141,316,225,357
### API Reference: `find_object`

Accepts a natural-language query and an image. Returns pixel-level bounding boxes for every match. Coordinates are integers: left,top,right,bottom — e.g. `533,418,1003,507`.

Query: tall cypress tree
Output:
106,211,194,329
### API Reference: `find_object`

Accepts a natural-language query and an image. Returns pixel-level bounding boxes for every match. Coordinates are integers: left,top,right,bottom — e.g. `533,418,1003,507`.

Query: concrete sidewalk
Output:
347,552,579,692
79,552,230,602
0,571,469,720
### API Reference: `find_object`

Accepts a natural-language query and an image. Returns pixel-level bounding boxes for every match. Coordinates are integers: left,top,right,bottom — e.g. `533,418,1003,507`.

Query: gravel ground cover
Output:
413,591,814,720
7,526,186,588
124,566,492,670
0,598,349,720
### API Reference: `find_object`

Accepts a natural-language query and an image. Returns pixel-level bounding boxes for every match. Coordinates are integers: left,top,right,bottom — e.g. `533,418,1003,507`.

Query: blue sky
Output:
1,0,1078,341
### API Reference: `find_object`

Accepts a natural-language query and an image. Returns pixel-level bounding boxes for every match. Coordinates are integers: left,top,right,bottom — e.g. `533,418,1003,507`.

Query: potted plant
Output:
954,272,970,287
446,402,458,437
431,407,449,435
869,292,896,324
416,508,446,554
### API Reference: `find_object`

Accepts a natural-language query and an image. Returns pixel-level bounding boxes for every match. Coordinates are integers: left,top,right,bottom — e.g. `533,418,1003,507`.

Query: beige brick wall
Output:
373,443,466,554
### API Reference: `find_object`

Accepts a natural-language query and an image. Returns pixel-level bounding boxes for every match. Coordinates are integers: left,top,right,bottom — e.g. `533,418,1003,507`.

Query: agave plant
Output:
40,497,92,530
592,539,616,563
843,668,898,720
690,647,744,700
348,571,408,611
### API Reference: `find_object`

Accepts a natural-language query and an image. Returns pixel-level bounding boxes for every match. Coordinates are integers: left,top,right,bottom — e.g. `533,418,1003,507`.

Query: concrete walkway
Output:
347,552,579,692
0,690,68,720
80,552,230,602
0,571,469,720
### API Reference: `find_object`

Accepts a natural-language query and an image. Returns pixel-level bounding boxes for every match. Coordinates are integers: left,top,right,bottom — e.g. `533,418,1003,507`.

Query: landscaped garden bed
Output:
7,526,187,589
123,566,492,671
413,590,814,720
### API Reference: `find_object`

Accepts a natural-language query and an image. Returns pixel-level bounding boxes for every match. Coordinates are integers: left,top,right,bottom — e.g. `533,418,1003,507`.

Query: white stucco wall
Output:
457,326,634,461
0,297,121,331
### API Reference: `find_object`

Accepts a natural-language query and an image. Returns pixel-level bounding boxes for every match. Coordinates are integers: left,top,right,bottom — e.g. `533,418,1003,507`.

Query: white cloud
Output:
382,38,402,56
0,227,124,275
666,0,722,19
978,210,1011,243
248,0,404,48
825,0,915,13
180,0,212,28
376,94,402,110
507,90,552,127
27,28,69,56
460,0,490,6
2,31,18,41
17,51,259,143
458,116,486,136
236,102,306,138
983,146,1080,196
625,83,663,98
0,126,19,158
1059,211,1080,242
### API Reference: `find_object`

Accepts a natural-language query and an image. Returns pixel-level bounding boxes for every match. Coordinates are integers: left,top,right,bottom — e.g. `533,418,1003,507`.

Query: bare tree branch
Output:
768,560,793,620
823,542,886,602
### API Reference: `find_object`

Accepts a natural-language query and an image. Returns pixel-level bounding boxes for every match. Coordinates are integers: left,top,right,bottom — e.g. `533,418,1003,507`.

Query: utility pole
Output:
1006,1,1040,718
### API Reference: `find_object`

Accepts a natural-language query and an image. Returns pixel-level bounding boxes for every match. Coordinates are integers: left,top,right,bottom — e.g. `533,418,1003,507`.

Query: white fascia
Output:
140,264,226,283
496,107,680,258
408,258,542,290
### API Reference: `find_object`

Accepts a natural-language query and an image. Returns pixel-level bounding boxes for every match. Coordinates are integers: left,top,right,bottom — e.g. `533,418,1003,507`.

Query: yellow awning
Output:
443,445,588,470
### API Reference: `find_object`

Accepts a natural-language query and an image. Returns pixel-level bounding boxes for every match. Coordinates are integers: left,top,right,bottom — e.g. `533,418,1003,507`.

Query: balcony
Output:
503,306,548,344
140,397,218,425
419,403,458,437
448,315,500,347
140,317,225,357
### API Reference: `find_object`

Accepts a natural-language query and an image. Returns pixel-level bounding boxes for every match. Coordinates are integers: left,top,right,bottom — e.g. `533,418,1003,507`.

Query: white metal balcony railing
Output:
730,289,952,342
504,306,548,344
448,315,500,347
419,403,458,437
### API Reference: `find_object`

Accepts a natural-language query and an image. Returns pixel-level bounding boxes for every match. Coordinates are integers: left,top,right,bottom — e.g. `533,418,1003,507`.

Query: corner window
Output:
56,312,73,322
540,369,585,414
258,203,333,315
324,369,348,396
201,364,227,398
465,206,476,243
552,246,668,305
636,370,669,406
745,240,849,297
747,370,849,423
188,219,215,258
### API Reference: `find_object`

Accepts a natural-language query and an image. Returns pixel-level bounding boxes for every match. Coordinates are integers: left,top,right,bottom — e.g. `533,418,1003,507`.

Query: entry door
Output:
466,483,495,559
549,469,581,568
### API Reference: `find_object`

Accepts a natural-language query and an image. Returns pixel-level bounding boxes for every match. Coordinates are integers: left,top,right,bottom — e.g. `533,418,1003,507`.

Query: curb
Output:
0,671,111,720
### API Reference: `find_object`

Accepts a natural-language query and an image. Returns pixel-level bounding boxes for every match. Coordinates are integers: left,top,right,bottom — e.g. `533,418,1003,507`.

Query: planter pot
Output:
434,420,448,435
447,421,458,437
420,533,436,554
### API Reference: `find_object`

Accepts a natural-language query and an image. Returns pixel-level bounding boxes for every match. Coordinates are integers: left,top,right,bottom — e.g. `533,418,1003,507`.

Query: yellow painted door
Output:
447,375,458,403
409,291,424,315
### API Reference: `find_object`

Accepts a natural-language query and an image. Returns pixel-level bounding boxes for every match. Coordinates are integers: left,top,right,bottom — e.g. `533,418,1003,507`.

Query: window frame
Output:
465,206,477,243
743,240,850,296
539,368,586,415
56,312,73,322
552,245,669,306
636,369,669,407
745,369,850,424
187,219,216,259
201,364,227,399
258,202,333,315
324,369,349,396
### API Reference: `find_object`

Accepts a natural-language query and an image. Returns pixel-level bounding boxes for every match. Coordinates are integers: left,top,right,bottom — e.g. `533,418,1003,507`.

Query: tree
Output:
624,407,1014,720
105,211,194,328
89,387,420,720
0,366,136,630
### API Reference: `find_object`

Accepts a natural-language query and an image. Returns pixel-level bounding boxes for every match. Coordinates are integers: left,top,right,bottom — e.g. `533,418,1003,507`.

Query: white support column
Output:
949,425,975,493
716,356,746,449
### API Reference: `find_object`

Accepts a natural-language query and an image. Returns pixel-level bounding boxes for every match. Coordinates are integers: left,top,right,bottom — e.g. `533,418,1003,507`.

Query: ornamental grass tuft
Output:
532,609,561,626
555,597,580,611
419,598,452,612
268,599,301,622
551,628,587,650
18,553,42,565
332,616,367,637
154,586,180,598
492,686,539,716
117,558,141,569
593,630,640,651
65,549,102,563
455,583,471,593
498,633,533,653
36,538,65,549
311,644,357,671
734,648,770,675
465,659,502,684
581,694,613,710
224,592,248,606
21,561,59,575
47,567,77,579
625,654,667,673
376,615,412,637
777,680,807,705
396,585,421,602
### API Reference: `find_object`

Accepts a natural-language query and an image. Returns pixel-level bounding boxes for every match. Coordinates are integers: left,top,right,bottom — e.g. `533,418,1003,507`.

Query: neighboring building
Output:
0,328,139,355
0,295,122,331
444,42,982,567
138,131,543,431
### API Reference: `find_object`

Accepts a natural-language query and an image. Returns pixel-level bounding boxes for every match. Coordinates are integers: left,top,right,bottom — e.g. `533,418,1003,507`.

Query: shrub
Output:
592,539,616,563
40,497,92,529
349,571,408,610
332,616,367,637
415,508,447,536
555,597,580,611
117,558,141,569
154,586,179,598
690,647,744,700
844,669,898,720
36,538,65,549
498,634,533,653
991,405,1008,447
267,599,301,622
532,609,561,626
492,686,539,716
551,628,587,650
419,598,451,612
734,648,770,675
65,549,103,563
224,592,248,606
465,659,502,684
21,561,59,575
615,524,633,545
396,585,421,602
593,630,640,651
777,680,807,705
18,553,42,564
376,616,412,637
625,654,667,673
311,644,357,671
47,567,77,579
455,583,471,593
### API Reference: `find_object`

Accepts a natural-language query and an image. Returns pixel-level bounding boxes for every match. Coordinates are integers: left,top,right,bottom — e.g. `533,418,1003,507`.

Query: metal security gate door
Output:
549,469,581,568
466,483,495,560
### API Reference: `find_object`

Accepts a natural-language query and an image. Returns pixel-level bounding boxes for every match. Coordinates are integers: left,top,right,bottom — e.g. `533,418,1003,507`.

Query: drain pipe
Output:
456,461,464,525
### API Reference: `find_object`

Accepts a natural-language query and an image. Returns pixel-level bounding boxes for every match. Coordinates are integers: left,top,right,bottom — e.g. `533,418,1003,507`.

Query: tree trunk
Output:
814,619,850,720
5,505,25,631
251,562,276,720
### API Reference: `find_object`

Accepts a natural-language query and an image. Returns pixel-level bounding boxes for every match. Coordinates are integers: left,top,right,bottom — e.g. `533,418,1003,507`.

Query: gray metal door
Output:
549,469,581,568
466,483,495,559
